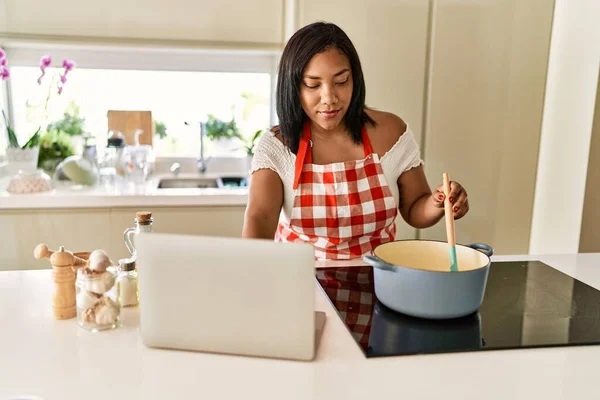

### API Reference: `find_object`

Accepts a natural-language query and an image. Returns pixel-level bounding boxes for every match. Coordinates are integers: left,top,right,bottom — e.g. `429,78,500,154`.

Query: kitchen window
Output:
2,43,278,158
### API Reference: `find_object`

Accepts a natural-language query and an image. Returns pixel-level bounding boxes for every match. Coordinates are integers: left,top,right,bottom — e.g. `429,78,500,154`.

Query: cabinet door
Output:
420,0,554,254
109,207,246,261
1,0,284,45
579,76,600,253
0,209,111,271
298,0,430,240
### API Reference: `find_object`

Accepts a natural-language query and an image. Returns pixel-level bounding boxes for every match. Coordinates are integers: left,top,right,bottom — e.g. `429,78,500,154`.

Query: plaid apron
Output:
315,266,375,349
276,120,398,260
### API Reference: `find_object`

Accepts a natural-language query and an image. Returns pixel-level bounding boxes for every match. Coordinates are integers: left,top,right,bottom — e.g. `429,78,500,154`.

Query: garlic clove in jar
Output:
88,249,113,272
94,297,119,325
82,308,96,324
76,289,102,310
81,269,116,294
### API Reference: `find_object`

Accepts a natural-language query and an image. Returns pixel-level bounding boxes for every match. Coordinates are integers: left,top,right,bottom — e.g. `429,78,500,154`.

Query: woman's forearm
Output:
242,213,278,240
405,193,445,229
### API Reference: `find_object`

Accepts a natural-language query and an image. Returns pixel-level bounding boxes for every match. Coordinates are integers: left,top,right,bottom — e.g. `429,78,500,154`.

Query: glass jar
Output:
124,211,154,257
121,144,155,185
6,169,53,194
98,133,125,190
117,258,138,307
75,267,120,331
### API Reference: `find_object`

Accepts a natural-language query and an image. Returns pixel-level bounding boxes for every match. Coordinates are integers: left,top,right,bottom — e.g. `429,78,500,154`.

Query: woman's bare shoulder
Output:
269,126,286,145
364,108,408,155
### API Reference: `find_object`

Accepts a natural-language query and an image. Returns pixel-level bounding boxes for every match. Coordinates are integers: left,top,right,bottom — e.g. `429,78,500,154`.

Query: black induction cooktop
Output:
315,261,600,358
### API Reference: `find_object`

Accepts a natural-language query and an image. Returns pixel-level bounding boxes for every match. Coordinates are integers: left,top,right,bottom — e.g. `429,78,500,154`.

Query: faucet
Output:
185,121,210,174
170,162,181,176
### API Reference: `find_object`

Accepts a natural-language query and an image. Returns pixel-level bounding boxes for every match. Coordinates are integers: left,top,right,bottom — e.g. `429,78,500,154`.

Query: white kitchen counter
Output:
0,173,249,209
1,253,600,400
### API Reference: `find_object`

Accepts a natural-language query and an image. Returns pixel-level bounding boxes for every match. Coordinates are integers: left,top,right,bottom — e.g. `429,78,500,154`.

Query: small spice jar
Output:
117,258,138,307
75,250,120,331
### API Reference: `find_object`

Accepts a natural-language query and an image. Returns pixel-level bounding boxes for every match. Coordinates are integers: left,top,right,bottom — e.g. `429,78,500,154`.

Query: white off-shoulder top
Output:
250,124,424,224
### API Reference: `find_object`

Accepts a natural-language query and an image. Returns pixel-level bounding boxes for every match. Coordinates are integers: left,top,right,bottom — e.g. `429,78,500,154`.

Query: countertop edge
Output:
0,191,249,209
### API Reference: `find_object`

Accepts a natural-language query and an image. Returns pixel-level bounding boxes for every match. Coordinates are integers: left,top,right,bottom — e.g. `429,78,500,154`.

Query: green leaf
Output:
242,129,264,155
205,114,242,141
7,125,20,148
251,129,263,143
37,130,75,173
45,101,86,137
154,120,167,139
3,109,20,148
22,127,41,149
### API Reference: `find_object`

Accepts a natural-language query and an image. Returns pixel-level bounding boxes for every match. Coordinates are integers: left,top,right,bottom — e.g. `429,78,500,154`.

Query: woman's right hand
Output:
431,180,469,220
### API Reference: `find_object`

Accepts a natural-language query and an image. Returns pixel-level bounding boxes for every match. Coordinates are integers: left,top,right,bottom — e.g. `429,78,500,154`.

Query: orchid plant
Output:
0,48,75,149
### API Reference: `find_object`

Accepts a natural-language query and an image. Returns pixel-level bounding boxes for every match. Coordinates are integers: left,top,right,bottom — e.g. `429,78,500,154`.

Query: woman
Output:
242,22,469,260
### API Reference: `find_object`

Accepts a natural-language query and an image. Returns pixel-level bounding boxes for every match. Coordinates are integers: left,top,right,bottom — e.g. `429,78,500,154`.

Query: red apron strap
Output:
293,121,312,190
294,123,371,189
361,126,373,156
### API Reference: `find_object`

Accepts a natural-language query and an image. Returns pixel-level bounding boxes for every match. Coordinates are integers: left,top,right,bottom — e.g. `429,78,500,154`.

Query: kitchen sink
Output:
157,176,248,189
157,177,219,189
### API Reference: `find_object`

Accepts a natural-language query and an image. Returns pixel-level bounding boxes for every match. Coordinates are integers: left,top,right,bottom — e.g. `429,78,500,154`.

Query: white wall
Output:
529,0,600,255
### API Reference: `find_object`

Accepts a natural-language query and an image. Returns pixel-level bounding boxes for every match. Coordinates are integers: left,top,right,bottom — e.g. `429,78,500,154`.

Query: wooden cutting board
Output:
107,110,154,146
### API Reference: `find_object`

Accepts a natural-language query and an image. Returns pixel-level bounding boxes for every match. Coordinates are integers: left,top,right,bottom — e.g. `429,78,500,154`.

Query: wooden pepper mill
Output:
34,244,87,320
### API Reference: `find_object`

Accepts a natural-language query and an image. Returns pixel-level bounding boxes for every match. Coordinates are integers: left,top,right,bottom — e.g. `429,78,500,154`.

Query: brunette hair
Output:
275,21,375,154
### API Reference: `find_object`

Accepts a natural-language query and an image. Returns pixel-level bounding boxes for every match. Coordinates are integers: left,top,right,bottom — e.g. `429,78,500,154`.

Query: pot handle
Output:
362,255,398,272
467,243,494,257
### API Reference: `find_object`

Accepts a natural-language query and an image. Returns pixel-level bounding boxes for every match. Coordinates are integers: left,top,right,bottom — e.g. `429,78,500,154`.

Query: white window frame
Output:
0,39,280,159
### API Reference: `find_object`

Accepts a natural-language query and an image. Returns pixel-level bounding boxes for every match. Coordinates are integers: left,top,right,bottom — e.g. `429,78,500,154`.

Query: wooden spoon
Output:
443,173,458,272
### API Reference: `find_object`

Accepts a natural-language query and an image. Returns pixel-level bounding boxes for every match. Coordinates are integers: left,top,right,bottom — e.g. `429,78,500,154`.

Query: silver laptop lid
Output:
135,233,317,360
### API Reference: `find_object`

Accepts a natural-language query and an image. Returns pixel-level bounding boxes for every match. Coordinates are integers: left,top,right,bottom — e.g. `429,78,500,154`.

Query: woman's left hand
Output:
431,181,469,220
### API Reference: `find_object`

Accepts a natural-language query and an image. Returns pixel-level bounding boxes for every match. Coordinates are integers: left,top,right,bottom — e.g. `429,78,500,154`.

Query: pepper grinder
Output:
34,244,87,320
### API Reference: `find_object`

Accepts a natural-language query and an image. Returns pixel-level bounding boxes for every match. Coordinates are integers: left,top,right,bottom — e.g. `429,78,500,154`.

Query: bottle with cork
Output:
120,211,153,307
123,211,153,258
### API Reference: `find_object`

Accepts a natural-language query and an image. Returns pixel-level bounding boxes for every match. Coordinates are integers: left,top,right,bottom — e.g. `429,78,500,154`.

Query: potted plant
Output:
204,114,243,155
1,50,40,172
37,130,76,174
46,101,85,136
154,120,167,140
45,101,86,155
3,110,41,173
1,50,76,174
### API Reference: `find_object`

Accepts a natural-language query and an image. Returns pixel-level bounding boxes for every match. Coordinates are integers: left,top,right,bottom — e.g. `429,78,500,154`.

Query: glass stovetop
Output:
315,261,600,358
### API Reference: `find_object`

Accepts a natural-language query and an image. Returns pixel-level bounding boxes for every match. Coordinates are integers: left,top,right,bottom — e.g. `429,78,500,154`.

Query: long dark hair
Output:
275,21,376,154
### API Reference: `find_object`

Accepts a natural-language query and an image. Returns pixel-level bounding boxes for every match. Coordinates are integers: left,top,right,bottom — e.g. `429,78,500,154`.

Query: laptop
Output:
135,232,326,361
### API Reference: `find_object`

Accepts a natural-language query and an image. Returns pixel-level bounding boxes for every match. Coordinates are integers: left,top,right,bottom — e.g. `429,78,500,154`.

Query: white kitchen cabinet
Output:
0,206,246,270
298,0,431,241
0,0,284,46
580,76,600,253
0,209,111,271
419,0,555,254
